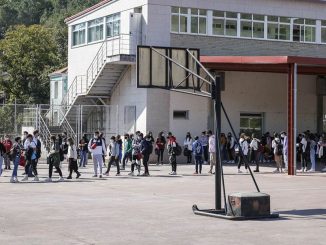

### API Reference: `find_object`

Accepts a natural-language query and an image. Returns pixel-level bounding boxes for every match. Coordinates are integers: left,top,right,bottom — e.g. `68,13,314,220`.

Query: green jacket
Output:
123,139,132,154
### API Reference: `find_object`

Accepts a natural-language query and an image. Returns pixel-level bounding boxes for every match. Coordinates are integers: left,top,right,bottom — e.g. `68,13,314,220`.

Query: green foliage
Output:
0,25,60,104
0,105,24,136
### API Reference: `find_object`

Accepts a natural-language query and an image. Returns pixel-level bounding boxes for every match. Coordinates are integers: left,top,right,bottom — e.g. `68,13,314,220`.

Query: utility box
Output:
227,192,271,218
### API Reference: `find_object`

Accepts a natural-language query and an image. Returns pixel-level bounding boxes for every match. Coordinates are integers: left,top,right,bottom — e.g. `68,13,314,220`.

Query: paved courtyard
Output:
0,162,325,245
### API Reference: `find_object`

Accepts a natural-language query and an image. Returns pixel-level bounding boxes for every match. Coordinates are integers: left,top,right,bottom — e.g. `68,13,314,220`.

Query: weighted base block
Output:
227,192,272,218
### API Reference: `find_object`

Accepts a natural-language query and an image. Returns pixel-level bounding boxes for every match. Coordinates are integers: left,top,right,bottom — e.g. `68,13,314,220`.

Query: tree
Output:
0,25,60,104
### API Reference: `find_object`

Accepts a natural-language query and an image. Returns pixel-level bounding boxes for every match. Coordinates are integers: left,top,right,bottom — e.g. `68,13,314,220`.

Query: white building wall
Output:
221,72,317,135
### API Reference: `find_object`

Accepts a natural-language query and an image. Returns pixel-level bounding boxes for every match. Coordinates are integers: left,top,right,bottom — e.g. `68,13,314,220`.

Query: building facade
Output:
62,0,326,147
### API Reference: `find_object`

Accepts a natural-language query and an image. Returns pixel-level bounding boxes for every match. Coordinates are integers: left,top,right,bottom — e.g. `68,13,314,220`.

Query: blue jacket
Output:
192,140,203,157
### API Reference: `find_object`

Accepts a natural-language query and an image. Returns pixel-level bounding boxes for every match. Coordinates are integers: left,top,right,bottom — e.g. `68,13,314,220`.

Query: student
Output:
280,132,288,172
226,132,235,163
0,139,5,176
105,136,120,176
167,132,177,175
22,134,39,181
46,135,64,182
207,130,216,174
88,131,107,178
308,134,317,172
192,136,203,174
200,131,209,164
128,133,143,176
155,132,166,165
183,132,193,164
140,134,153,176
33,130,42,165
79,135,88,168
250,134,260,172
237,133,249,173
116,135,123,167
67,138,81,179
3,135,13,170
220,133,228,162
122,134,132,170
299,133,308,172
10,137,23,183
272,133,283,173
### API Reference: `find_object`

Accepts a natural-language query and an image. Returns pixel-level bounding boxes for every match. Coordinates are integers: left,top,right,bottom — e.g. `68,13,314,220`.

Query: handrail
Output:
38,109,52,151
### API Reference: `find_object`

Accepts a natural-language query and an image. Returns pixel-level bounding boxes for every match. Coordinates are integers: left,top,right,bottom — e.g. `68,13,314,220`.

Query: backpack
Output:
276,142,283,156
195,141,203,155
175,143,182,156
36,139,41,159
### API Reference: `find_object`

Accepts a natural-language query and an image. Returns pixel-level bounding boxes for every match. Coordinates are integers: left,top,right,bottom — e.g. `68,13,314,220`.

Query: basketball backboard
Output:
137,46,212,95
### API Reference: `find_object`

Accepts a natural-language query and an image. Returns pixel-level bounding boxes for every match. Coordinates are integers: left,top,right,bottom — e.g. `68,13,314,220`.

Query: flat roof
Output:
200,56,326,75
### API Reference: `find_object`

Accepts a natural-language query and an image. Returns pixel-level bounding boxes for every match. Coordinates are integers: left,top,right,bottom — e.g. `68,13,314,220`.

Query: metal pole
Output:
214,77,222,210
293,63,298,175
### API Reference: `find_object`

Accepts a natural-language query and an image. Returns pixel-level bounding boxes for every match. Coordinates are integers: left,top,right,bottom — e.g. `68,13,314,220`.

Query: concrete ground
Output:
0,161,325,245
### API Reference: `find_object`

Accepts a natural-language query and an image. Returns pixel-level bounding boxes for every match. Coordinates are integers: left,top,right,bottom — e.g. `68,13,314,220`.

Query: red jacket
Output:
3,140,13,153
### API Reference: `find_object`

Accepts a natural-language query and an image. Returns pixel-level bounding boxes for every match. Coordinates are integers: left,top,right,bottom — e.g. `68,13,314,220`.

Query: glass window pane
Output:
280,17,291,23
267,23,278,39
171,15,179,32
253,14,264,21
241,13,252,20
199,9,207,16
113,20,120,36
199,17,207,34
253,22,264,38
293,24,301,41
172,7,179,13
191,9,198,15
226,12,237,19
279,24,290,40
305,26,316,42
305,19,316,25
213,11,224,18
191,17,198,33
213,19,224,35
180,7,188,14
268,16,278,22
225,20,237,36
293,18,304,24
180,15,188,32
322,20,326,27
322,28,326,43
241,21,252,37
240,118,250,128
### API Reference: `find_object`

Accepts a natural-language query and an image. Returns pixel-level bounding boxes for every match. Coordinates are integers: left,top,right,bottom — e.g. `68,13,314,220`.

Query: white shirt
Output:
300,138,307,153
184,138,193,151
250,138,259,151
67,145,77,159
239,138,249,155
208,135,216,153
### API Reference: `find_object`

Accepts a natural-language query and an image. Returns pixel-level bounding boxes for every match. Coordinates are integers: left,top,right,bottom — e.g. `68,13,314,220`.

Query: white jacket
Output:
239,138,249,155
67,145,77,160
208,135,216,153
88,138,107,156
250,138,260,151
184,138,193,151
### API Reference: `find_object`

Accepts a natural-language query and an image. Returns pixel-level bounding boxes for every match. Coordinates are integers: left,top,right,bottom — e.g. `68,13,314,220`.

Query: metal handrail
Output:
38,110,52,151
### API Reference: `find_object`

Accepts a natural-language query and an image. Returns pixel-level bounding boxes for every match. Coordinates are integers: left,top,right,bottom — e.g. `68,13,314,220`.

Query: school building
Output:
55,0,326,166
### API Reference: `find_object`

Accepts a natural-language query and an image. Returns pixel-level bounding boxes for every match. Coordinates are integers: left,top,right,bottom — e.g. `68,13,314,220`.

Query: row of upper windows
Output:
72,13,120,47
171,7,326,44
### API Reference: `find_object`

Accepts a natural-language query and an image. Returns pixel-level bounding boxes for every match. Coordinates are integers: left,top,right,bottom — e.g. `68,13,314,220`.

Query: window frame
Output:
72,23,86,47
106,13,121,38
173,110,189,120
87,17,104,44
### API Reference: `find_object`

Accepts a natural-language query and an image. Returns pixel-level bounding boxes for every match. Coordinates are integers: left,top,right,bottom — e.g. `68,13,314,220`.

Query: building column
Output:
287,63,297,176
317,95,324,134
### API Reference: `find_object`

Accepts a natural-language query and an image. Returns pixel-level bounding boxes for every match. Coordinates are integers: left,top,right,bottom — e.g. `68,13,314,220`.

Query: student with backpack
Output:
183,132,193,164
21,134,39,181
122,134,132,170
67,138,81,179
105,136,120,176
272,133,283,173
167,132,178,175
140,134,153,176
10,137,23,183
200,131,209,164
250,134,261,172
128,133,143,176
237,133,249,173
88,131,107,178
192,136,203,174
45,135,64,182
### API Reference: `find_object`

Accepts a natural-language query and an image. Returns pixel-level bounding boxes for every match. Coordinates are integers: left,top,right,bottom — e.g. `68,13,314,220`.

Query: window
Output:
173,110,189,120
322,21,326,43
293,18,316,43
171,7,189,33
267,16,291,41
240,113,264,138
54,82,58,99
88,18,104,43
240,13,264,39
191,9,207,34
72,23,86,46
106,13,120,38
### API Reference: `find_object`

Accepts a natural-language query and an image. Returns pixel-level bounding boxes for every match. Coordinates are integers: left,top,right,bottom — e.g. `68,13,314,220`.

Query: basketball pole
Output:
213,77,222,211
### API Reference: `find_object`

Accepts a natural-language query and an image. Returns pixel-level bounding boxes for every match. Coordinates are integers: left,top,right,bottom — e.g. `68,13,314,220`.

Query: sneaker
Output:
105,173,110,176
273,169,280,173
76,173,81,179
10,178,16,183
307,169,315,172
245,169,249,173
67,176,72,180
92,175,98,178
128,172,134,176
58,177,65,182
253,169,259,173
99,175,102,178
237,169,242,173
116,173,121,176
34,176,39,181
193,172,198,175
169,172,173,175
44,178,52,182
21,176,28,181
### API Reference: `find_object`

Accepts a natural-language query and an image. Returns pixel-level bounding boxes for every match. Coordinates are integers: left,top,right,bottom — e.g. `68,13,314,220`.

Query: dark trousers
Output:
143,153,150,174
157,149,164,163
195,156,202,173
25,159,38,176
187,151,192,163
203,146,209,162
301,152,308,168
169,155,177,172
107,156,120,174
122,152,132,168
49,163,62,178
237,155,248,169
68,158,79,176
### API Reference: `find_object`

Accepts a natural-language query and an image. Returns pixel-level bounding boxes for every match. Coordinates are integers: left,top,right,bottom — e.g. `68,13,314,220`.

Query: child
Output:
192,136,203,174
67,138,81,179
